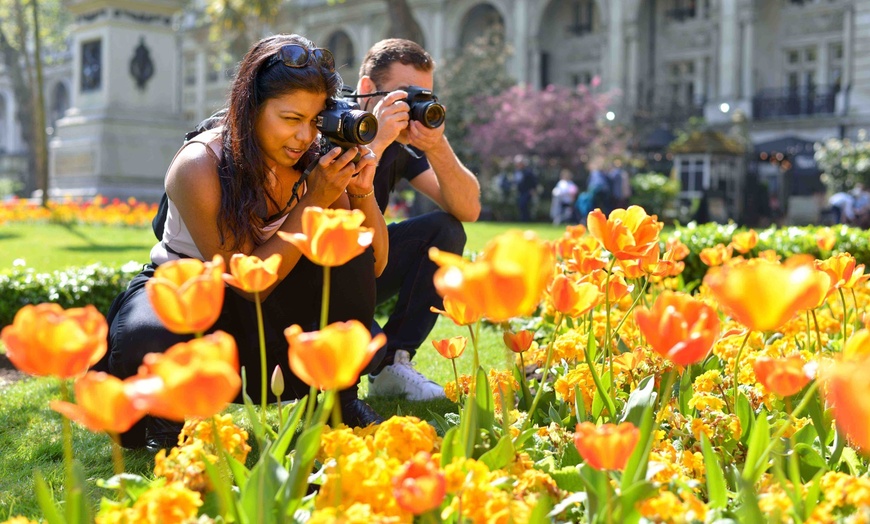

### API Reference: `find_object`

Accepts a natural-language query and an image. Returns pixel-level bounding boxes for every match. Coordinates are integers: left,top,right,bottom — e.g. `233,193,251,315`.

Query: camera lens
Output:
423,103,446,128
342,110,379,144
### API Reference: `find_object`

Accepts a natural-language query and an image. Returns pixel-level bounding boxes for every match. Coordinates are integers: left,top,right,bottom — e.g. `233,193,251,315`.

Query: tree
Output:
468,80,622,170
814,131,870,193
436,24,515,166
0,0,69,204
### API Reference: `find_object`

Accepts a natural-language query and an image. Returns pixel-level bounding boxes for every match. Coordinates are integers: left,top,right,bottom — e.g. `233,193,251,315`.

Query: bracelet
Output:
346,188,374,199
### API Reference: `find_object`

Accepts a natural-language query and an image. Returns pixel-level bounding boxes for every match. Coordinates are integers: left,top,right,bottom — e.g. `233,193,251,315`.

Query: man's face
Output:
368,62,435,144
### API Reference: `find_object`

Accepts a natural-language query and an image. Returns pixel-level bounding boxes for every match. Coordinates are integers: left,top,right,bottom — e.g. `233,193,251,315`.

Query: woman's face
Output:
255,89,327,169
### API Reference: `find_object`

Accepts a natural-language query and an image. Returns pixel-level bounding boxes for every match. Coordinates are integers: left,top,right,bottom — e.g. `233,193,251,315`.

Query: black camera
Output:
403,86,446,129
316,98,379,162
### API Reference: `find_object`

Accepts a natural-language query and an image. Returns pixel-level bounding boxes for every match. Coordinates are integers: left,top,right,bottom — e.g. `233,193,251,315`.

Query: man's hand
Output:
407,119,446,152
370,90,410,149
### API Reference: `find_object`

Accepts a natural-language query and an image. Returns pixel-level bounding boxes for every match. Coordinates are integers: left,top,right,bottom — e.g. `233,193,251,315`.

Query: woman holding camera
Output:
100,34,388,450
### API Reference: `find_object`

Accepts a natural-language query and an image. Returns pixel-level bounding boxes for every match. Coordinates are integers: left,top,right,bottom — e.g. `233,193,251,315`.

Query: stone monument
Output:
49,0,187,202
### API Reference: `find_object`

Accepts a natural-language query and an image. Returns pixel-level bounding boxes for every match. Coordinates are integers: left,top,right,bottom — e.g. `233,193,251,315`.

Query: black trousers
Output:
98,249,383,446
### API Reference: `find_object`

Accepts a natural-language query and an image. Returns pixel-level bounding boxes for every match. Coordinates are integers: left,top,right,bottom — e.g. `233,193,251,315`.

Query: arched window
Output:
327,31,356,76
458,3,504,50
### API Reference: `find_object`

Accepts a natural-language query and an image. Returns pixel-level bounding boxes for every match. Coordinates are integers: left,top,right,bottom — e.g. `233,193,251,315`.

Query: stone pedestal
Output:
49,0,186,202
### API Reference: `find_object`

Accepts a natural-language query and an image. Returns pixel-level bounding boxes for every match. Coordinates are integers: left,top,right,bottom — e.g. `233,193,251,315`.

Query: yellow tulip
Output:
146,255,225,335
223,253,282,293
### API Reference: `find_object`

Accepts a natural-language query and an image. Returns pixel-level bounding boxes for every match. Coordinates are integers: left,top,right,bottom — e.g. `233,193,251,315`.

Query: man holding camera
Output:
355,38,481,401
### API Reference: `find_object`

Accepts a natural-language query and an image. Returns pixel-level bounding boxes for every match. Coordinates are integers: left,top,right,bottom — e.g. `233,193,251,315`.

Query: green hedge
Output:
669,222,870,288
0,263,141,328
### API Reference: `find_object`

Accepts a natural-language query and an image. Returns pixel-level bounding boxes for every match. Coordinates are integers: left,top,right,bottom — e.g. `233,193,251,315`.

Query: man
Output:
513,155,538,222
355,39,481,400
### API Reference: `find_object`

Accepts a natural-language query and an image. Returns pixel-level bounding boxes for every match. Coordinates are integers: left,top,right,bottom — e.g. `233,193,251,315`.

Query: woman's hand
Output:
345,146,377,198
304,146,361,206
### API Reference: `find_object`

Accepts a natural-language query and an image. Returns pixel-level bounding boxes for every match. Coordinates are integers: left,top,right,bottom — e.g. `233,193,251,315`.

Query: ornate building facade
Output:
1,0,870,206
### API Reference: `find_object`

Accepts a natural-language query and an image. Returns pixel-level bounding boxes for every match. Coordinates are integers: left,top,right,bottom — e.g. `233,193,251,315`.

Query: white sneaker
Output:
368,350,446,401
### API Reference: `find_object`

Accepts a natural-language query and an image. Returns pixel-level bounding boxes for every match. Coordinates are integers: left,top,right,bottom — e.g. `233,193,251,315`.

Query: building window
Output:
81,39,102,92
666,0,697,22
572,71,593,86
50,82,70,130
184,53,197,86
668,60,699,108
680,158,705,193
206,52,221,84
784,46,817,93
829,42,843,93
567,0,595,36
327,31,355,72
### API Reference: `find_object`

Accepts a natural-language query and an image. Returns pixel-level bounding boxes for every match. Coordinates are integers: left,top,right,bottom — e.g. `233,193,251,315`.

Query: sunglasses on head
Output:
265,44,335,72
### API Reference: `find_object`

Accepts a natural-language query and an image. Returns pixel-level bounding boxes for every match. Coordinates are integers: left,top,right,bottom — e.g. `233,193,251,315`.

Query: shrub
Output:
629,172,680,220
0,262,140,327
669,222,870,287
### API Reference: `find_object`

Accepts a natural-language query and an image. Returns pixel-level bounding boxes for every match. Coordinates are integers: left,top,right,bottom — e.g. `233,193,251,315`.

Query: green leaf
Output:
549,466,586,492
474,366,495,436
736,476,765,523
617,481,658,523
803,470,824,519
459,377,480,459
701,434,728,509
742,410,770,484
440,427,462,467
736,392,754,443
512,426,539,448
286,422,324,501
678,366,694,416
34,470,65,524
513,363,534,411
479,435,515,471
241,453,288,524
591,370,610,419
621,403,654,490
428,409,453,435
65,460,91,524
573,384,586,421
202,452,243,523
271,398,307,461
805,390,829,450
528,493,553,524
619,375,656,427
241,367,267,443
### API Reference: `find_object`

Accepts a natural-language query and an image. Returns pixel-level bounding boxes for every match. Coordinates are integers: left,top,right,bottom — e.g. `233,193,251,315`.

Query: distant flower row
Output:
0,195,157,228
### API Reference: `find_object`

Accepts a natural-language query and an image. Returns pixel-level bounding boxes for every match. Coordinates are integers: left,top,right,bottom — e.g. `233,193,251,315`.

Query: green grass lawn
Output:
0,218,567,519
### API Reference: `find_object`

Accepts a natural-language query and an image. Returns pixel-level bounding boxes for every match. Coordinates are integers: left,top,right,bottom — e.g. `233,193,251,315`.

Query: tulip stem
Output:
851,289,859,330
522,314,563,432
321,266,331,330
811,309,823,355
656,368,678,422
451,358,462,405
610,277,649,343
254,290,268,430
109,432,125,498
59,379,74,488
731,330,752,414
468,322,479,374
838,288,849,344
604,258,616,400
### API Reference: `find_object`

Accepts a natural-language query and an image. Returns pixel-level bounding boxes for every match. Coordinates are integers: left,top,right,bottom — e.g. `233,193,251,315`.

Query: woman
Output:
102,34,389,450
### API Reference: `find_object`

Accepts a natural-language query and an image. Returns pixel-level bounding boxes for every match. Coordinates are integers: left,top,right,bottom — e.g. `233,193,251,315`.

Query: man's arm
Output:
407,123,481,222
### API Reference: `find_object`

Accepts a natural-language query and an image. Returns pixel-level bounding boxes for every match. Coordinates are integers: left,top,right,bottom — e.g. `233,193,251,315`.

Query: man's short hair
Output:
359,38,435,88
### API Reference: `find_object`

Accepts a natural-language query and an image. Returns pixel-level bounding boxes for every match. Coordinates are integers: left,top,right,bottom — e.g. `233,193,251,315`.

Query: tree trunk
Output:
31,0,50,206
0,25,36,196
384,0,424,44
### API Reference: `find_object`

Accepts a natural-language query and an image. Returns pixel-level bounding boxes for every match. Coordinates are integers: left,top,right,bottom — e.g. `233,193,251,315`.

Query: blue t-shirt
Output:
373,142,430,214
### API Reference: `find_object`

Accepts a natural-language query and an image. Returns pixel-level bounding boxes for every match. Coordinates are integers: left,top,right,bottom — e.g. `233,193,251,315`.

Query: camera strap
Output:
262,162,316,224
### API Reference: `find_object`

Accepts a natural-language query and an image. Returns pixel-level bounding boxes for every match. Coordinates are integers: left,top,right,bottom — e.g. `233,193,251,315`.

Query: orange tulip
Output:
587,206,663,260
550,274,602,318
223,253,282,293
1,303,107,378
432,336,466,360
665,236,690,261
753,355,813,397
815,227,836,252
843,329,870,361
430,230,554,322
730,229,758,254
145,255,225,335
504,330,535,354
50,372,146,434
566,237,607,274
703,259,829,332
392,452,446,515
128,330,241,421
277,206,373,267
429,295,482,326
634,291,720,366
580,269,630,304
285,320,386,390
824,355,870,454
573,422,640,471
699,243,733,267
816,253,870,290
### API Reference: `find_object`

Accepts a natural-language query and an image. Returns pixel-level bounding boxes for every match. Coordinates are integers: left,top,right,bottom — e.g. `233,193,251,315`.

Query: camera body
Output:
317,98,379,163
402,86,446,129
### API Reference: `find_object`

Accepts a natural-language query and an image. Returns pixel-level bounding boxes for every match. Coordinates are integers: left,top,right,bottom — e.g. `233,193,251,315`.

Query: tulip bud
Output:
271,365,285,398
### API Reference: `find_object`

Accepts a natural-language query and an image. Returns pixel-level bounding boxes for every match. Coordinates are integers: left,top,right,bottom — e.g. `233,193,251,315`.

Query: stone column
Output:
847,0,870,116
840,4,854,114
625,20,640,109
606,0,625,95
512,0,530,85
740,7,755,101
718,0,739,101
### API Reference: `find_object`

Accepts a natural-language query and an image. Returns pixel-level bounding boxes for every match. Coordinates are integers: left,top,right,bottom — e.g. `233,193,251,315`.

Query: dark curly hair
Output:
218,34,343,251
